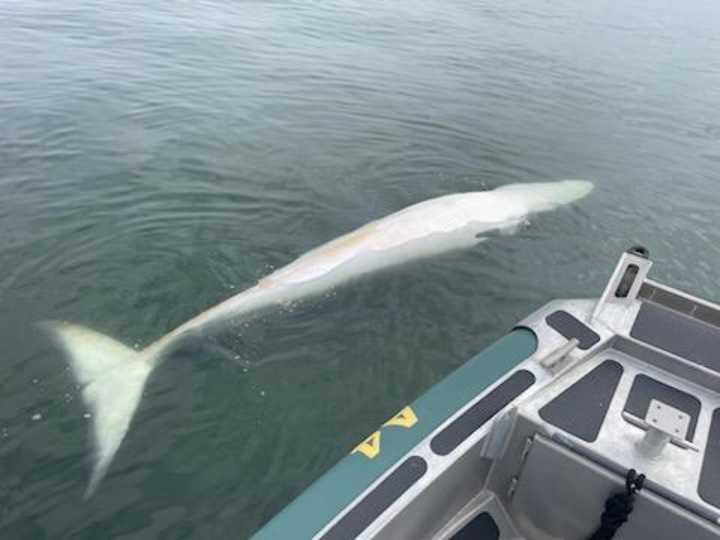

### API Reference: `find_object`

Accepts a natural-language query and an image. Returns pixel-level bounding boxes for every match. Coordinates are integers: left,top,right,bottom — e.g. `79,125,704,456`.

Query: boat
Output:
251,247,720,539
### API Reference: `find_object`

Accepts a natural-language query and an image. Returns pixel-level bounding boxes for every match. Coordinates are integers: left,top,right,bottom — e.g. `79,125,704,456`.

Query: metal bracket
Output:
590,249,653,324
623,399,698,456
539,338,579,372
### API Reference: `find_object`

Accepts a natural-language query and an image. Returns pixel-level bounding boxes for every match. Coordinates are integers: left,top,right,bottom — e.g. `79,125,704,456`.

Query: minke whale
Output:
45,179,593,496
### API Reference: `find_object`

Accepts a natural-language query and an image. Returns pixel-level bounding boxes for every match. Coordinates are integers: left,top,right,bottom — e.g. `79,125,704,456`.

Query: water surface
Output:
2,0,720,537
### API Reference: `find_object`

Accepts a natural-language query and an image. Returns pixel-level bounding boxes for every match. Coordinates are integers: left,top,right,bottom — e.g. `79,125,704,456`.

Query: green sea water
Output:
1,0,720,537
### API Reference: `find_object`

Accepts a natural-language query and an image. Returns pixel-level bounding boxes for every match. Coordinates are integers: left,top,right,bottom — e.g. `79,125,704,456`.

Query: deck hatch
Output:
539,360,623,442
450,512,499,539
623,374,700,442
546,311,600,350
631,302,720,371
699,409,720,507
430,370,535,456
320,456,427,540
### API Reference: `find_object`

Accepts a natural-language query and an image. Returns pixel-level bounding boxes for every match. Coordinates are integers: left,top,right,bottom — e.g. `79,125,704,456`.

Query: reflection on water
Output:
1,0,720,537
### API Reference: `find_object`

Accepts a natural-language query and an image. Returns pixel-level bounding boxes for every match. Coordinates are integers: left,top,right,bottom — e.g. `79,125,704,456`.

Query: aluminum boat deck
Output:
253,249,720,539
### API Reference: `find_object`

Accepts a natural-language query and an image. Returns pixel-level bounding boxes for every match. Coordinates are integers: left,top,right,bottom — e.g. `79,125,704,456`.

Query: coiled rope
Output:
588,469,646,540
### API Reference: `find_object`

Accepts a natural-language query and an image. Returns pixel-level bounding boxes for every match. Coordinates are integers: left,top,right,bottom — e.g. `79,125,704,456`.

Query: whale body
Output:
46,179,593,495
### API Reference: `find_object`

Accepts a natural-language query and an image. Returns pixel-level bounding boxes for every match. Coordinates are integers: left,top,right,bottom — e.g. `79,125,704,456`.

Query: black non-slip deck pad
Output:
699,409,720,507
631,301,720,371
320,456,427,540
451,512,500,540
539,360,623,442
430,370,535,456
624,374,701,441
546,310,601,350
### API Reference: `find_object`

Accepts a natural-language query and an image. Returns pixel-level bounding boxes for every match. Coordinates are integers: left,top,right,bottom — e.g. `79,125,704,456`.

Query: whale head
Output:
494,179,594,214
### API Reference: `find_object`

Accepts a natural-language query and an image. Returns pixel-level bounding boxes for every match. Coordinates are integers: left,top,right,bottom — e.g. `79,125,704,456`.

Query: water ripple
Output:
2,0,720,537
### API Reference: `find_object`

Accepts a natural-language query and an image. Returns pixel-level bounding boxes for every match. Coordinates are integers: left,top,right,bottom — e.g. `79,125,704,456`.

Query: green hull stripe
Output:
251,329,537,539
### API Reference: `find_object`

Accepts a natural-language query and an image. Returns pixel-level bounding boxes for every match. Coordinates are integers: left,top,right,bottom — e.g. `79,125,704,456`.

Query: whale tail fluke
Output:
41,321,154,497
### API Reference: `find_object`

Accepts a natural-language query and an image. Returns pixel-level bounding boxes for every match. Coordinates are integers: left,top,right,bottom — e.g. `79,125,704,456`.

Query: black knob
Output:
627,246,649,259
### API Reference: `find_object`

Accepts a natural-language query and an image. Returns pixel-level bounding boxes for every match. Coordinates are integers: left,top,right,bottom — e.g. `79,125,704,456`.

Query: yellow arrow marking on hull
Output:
383,406,418,429
351,406,418,459
352,431,381,459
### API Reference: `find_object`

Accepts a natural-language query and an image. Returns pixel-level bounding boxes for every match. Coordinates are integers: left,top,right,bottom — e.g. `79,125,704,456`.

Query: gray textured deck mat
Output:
539,360,623,442
431,370,535,456
320,456,427,540
631,302,720,371
546,310,600,350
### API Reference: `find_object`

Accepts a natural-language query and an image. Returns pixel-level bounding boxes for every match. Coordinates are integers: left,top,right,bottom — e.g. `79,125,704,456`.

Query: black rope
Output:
587,469,646,540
